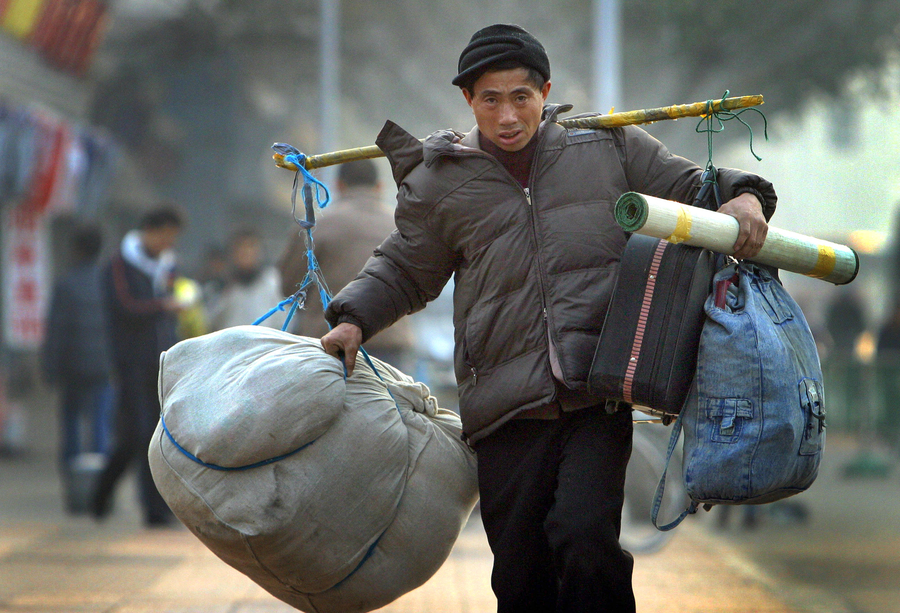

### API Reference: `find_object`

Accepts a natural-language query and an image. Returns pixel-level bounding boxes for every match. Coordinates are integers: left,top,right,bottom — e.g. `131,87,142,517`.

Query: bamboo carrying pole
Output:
615,192,859,285
273,95,764,171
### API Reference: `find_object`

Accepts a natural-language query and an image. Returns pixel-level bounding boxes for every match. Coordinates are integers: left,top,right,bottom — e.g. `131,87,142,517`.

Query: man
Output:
209,228,286,331
92,205,184,527
279,159,414,369
321,24,775,612
42,223,113,513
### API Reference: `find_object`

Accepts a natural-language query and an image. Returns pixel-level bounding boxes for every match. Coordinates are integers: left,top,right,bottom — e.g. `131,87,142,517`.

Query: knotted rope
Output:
694,90,769,197
255,143,334,331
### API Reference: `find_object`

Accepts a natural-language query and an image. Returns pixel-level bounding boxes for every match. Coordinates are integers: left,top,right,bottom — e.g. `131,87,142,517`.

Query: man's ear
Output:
462,87,474,108
541,80,552,101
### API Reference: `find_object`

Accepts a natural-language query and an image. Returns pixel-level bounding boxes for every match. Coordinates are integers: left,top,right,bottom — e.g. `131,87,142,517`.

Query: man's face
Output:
463,67,551,152
232,238,261,271
142,225,180,257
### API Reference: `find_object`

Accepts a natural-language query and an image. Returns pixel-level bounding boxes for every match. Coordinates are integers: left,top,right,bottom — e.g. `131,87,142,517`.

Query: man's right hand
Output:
321,322,363,375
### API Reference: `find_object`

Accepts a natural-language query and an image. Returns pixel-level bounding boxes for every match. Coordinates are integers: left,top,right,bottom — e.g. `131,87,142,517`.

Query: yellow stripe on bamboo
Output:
666,206,693,244
807,244,837,279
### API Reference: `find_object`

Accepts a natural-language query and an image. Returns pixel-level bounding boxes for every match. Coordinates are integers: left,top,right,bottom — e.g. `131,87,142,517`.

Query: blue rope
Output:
160,142,403,472
256,143,335,331
252,296,298,326
159,409,318,472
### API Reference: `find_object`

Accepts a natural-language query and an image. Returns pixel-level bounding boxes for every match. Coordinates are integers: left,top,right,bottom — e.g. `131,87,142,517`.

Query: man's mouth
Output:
498,129,521,142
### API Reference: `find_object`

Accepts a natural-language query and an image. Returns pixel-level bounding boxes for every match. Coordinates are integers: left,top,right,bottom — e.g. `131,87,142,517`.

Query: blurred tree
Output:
624,0,900,108
86,0,900,264
95,0,900,150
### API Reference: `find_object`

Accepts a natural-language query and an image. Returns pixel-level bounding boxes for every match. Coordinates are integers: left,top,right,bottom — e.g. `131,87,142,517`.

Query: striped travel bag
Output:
587,235,718,416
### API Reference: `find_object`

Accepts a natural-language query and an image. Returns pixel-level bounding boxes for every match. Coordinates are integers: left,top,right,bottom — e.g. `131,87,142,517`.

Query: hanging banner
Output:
2,205,49,349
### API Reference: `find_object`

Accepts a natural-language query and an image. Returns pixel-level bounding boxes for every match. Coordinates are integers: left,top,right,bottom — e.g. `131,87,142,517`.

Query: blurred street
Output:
2,392,899,613
0,2,899,613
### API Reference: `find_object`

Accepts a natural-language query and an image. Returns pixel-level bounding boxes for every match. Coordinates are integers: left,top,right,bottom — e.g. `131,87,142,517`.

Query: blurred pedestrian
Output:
824,289,868,431
198,245,229,316
278,159,414,370
319,23,775,612
208,229,285,331
92,204,184,527
825,289,867,357
877,301,900,451
41,222,114,514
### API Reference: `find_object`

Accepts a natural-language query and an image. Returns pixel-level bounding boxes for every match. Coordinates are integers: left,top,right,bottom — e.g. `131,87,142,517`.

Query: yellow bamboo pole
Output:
273,94,764,171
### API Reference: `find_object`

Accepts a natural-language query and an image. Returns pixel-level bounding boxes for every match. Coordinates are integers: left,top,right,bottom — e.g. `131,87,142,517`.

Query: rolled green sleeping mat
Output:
615,192,859,285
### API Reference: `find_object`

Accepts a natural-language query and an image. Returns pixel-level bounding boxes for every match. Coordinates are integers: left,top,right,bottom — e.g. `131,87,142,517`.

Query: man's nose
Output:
498,102,517,124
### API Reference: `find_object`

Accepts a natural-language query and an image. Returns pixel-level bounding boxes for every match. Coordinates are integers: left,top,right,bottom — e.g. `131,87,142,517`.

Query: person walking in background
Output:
279,159,414,370
877,301,900,452
92,205,183,527
824,289,868,431
208,229,285,331
41,222,114,514
197,245,229,317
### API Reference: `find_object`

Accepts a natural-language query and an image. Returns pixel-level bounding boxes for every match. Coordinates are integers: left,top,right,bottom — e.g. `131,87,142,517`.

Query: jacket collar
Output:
375,120,425,186
376,103,575,186
427,102,575,166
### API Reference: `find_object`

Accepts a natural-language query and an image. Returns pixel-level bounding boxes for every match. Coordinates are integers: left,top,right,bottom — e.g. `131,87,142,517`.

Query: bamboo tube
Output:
274,95,764,171
559,94,763,129
615,192,859,285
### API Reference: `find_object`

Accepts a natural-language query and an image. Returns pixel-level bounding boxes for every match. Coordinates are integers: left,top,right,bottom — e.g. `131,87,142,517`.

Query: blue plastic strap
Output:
159,409,317,472
281,299,300,332
252,296,296,326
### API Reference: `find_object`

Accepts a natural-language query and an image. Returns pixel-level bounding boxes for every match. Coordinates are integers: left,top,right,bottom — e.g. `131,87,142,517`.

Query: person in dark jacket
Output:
92,205,183,527
321,24,776,612
877,301,900,450
42,223,114,513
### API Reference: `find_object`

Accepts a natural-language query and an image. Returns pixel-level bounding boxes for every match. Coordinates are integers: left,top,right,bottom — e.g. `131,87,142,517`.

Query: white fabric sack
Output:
149,326,479,613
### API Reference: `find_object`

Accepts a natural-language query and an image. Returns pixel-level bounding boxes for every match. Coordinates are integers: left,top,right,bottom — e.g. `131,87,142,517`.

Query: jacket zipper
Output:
440,121,560,385
518,134,565,383
525,188,560,379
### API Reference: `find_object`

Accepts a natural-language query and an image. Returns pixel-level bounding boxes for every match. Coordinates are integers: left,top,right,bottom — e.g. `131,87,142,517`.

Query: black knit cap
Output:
452,24,550,89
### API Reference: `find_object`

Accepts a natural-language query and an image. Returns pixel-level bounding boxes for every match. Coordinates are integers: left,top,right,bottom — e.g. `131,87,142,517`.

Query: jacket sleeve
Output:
618,125,777,221
324,186,457,343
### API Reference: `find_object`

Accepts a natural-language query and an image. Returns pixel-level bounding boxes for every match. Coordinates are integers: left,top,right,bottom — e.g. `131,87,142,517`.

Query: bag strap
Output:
693,164,723,212
648,168,722,530
714,272,740,309
650,408,699,531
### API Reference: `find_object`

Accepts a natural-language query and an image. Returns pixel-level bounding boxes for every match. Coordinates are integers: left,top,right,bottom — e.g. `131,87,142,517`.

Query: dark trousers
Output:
475,406,635,613
93,364,172,525
59,378,114,467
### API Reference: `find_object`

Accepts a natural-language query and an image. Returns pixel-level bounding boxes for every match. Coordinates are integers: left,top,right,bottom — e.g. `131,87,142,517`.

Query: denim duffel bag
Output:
652,261,826,530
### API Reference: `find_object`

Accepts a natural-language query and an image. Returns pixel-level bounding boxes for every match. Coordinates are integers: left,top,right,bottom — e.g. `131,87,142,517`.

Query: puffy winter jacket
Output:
326,104,777,442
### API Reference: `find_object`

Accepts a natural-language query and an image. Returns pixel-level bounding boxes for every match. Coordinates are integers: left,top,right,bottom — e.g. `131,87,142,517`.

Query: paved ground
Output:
711,434,900,613
0,476,809,613
2,392,897,612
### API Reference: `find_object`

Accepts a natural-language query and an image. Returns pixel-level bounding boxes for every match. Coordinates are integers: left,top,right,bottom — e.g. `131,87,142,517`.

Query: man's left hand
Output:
717,192,768,260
